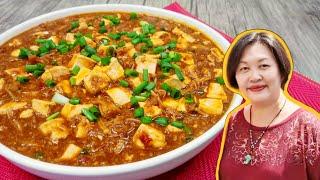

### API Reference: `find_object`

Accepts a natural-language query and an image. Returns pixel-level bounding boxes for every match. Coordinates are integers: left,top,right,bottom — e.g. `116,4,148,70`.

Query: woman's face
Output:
235,42,282,104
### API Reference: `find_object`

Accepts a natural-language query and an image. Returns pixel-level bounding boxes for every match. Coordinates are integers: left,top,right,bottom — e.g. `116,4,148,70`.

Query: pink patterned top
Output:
219,108,320,180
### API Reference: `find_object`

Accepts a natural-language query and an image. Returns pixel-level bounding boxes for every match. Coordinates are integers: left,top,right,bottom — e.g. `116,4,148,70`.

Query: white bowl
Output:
0,4,242,180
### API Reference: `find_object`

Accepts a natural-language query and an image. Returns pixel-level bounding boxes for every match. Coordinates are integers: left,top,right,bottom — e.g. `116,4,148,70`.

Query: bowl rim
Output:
0,4,241,177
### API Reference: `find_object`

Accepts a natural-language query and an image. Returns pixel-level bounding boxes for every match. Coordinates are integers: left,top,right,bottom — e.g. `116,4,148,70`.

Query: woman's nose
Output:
249,69,262,82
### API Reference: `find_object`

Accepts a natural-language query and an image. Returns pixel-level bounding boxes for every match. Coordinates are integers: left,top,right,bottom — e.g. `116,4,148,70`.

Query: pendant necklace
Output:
243,99,287,165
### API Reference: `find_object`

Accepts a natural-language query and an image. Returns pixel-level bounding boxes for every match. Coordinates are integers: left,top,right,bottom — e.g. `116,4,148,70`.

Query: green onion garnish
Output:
45,79,56,88
108,33,121,40
216,76,225,85
161,83,171,92
124,69,139,77
119,80,129,87
133,81,148,95
69,97,80,105
91,54,101,62
171,121,185,129
101,56,111,66
134,107,144,118
130,12,138,20
185,94,194,104
145,82,156,91
140,91,151,98
170,88,181,99
153,46,165,54
71,65,80,75
18,48,31,59
172,64,184,81
143,69,148,81
82,108,97,122
46,112,60,121
140,116,152,124
16,76,29,84
155,117,169,126
69,77,76,86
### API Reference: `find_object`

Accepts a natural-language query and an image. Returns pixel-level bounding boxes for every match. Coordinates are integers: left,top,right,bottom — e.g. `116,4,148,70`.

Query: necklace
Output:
243,99,287,165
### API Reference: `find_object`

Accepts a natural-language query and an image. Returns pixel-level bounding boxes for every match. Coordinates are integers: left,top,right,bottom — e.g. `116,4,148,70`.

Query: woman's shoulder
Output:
227,106,246,124
292,108,320,135
293,108,319,125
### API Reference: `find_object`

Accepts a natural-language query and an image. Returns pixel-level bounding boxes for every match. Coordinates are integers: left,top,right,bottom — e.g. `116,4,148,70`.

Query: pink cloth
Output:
220,108,320,180
0,2,319,180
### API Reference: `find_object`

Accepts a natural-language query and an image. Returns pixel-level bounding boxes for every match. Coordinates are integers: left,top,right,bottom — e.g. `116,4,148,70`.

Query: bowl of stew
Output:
0,4,242,179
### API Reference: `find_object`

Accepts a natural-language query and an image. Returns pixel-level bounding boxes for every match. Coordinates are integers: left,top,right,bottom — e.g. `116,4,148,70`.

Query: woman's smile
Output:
247,85,267,92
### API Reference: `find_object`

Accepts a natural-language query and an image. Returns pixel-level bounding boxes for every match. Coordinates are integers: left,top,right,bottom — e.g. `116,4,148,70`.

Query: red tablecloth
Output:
1,2,319,180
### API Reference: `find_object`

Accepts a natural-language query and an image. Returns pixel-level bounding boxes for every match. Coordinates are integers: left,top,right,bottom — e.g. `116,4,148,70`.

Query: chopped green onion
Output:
161,83,171,92
101,38,109,45
71,65,80,75
130,96,139,106
84,33,93,39
101,56,111,65
84,45,96,56
155,117,169,126
103,15,120,25
140,91,151,98
141,22,156,35
46,112,60,121
166,41,177,49
69,77,76,86
89,106,101,118
170,88,181,99
131,37,141,45
169,52,182,62
45,79,56,88
16,76,29,84
124,69,139,77
143,69,148,81
127,32,138,38
108,33,121,40
107,46,116,57
153,46,165,54
216,76,225,85
99,26,107,34
67,20,79,32
172,64,184,81
145,82,156,91
171,121,185,129
117,41,126,48
134,107,144,118
130,12,138,20
134,95,148,102
185,94,194,104
52,92,69,105
160,52,168,59
140,116,152,124
119,80,129,87
91,54,101,62
133,81,148,95
144,39,153,47
18,48,31,58
82,108,97,122
69,97,80,105
76,36,87,47
140,45,148,53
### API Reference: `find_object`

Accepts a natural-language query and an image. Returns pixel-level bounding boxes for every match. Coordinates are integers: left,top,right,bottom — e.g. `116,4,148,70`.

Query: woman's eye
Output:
260,64,270,69
239,67,249,72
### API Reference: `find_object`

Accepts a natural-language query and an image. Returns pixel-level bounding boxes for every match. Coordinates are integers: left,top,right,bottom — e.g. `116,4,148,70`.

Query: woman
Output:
217,30,320,180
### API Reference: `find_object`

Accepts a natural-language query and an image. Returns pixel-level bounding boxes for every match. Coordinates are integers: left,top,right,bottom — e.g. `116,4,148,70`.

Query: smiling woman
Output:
217,30,320,180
